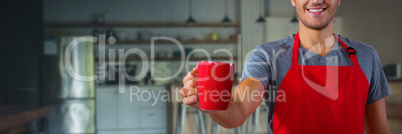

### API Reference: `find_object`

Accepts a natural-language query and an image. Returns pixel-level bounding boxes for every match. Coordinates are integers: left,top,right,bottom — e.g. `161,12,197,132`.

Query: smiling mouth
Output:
307,8,327,14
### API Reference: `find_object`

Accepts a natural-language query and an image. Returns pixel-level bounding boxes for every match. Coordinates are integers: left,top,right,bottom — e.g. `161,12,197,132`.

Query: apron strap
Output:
292,32,301,66
292,32,360,68
334,34,361,68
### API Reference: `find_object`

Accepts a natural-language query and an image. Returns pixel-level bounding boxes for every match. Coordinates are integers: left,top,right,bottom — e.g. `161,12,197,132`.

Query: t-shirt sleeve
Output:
238,45,271,89
366,46,392,105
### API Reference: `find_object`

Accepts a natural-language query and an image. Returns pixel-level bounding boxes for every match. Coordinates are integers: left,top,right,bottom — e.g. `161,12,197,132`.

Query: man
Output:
181,0,391,133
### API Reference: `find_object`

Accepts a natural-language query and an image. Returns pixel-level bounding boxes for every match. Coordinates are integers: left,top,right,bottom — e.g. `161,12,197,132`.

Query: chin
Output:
304,23,328,30
300,18,333,30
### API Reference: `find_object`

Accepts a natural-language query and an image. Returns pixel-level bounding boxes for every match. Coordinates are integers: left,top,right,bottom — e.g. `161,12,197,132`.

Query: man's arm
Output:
208,77,265,128
181,67,265,128
364,98,391,134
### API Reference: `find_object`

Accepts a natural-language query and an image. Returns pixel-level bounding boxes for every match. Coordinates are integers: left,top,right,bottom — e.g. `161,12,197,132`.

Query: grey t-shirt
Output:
239,34,391,130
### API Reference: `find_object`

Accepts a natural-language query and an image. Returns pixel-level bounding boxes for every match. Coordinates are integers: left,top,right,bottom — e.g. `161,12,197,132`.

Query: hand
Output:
180,67,201,110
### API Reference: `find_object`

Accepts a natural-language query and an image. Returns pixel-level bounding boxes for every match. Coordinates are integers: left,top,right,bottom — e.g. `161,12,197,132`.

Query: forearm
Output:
208,95,248,128
208,78,265,128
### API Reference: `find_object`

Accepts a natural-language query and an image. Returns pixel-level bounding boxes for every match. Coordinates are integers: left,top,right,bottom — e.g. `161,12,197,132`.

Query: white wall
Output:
240,0,266,68
338,0,402,65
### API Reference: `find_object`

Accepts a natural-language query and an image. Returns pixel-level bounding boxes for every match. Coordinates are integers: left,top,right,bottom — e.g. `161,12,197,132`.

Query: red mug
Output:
197,61,235,110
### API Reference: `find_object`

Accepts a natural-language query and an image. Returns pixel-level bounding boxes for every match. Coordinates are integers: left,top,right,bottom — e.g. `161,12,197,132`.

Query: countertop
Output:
0,105,51,134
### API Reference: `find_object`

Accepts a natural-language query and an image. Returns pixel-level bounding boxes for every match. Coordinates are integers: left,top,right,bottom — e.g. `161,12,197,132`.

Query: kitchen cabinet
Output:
96,87,118,129
96,85,167,134
117,87,139,129
138,108,166,128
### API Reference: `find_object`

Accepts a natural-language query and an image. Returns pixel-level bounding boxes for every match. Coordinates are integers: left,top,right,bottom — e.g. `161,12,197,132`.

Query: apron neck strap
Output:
292,32,360,67
292,32,301,66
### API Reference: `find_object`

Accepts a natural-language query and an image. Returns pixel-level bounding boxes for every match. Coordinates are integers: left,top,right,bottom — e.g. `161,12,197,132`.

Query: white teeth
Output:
309,9,323,12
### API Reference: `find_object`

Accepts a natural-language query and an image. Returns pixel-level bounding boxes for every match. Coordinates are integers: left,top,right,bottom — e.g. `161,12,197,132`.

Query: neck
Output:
298,21,335,56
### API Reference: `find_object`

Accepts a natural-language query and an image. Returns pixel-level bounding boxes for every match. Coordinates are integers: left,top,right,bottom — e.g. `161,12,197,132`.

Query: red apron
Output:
272,32,369,134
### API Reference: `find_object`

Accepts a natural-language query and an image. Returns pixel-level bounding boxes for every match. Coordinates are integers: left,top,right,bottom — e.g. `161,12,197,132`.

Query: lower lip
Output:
307,9,326,15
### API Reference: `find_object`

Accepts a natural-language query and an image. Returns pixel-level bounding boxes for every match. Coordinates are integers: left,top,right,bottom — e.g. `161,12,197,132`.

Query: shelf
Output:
112,39,238,44
44,22,240,28
96,56,238,61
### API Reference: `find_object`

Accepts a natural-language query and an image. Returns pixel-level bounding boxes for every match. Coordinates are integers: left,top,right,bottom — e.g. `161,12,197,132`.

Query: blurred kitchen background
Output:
0,0,401,134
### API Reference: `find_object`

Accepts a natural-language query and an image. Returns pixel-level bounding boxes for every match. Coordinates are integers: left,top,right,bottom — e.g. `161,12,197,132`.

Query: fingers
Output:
181,66,199,107
183,67,198,84
181,78,197,97
180,86,196,98
192,66,198,72
183,71,197,84
183,95,197,105
184,79,197,88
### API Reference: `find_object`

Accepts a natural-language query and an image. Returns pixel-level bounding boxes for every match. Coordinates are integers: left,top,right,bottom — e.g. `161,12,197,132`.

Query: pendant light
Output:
221,0,231,24
290,8,298,23
256,0,266,23
186,0,196,23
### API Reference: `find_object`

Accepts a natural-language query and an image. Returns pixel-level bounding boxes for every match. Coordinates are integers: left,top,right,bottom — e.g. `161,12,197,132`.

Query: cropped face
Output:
291,0,340,30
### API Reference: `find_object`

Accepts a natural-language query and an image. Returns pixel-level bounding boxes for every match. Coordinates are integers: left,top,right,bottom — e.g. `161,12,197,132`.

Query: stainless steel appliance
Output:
42,37,96,134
